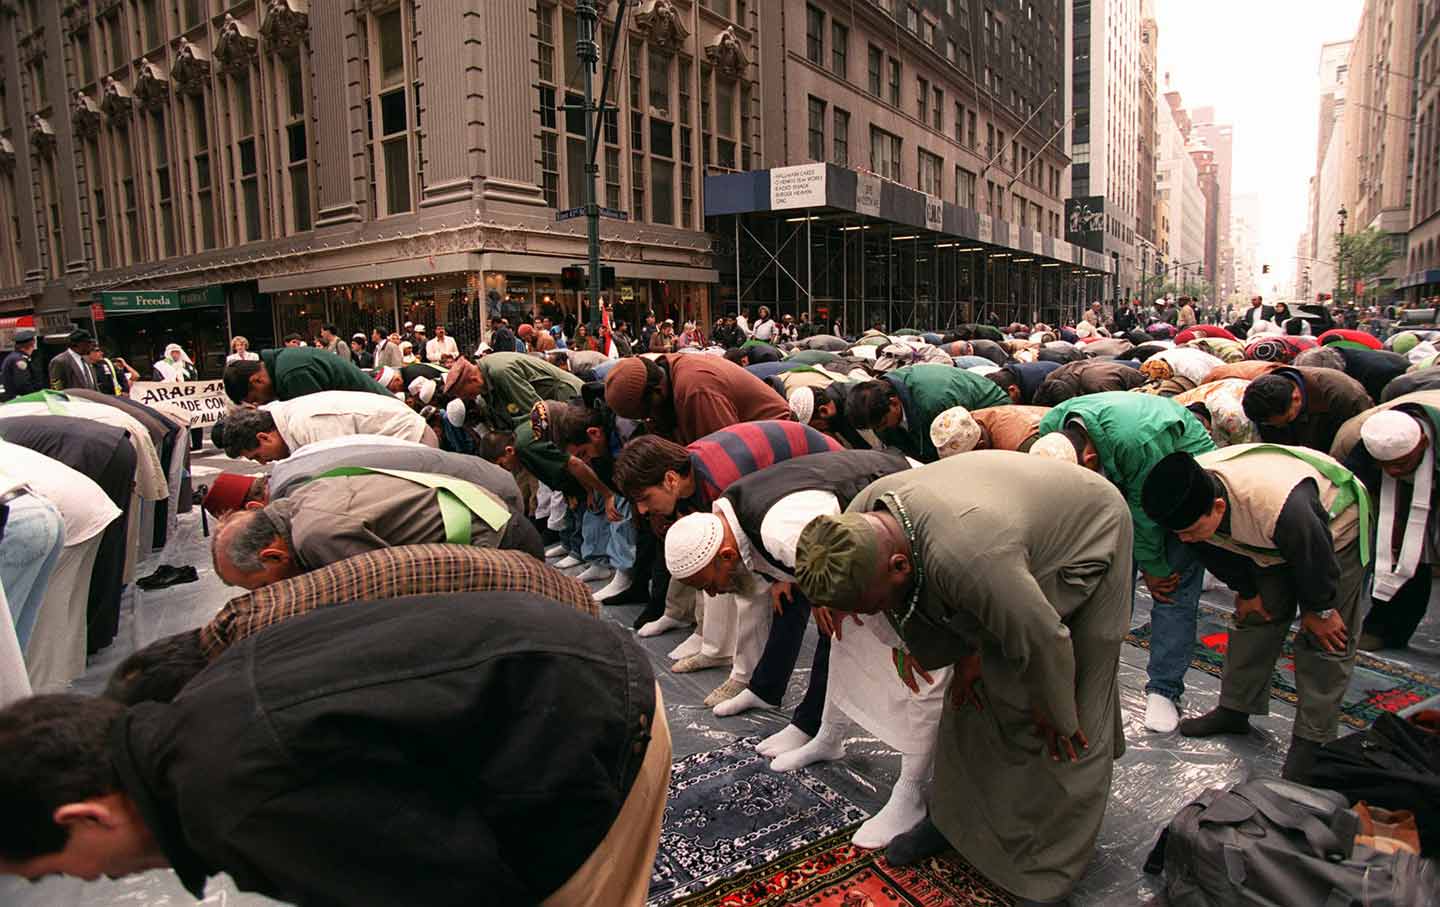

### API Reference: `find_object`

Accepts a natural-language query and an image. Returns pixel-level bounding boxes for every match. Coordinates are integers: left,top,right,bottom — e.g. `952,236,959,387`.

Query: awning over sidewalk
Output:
704,162,1114,274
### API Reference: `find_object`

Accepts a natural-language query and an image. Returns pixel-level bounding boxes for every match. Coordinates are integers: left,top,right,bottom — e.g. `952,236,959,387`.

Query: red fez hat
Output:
204,473,256,517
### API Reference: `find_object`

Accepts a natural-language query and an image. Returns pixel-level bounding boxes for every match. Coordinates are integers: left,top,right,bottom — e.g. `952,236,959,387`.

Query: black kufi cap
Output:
1142,451,1217,531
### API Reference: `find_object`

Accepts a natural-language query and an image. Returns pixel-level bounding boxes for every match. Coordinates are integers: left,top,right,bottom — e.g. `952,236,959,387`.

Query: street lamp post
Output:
1336,205,1348,306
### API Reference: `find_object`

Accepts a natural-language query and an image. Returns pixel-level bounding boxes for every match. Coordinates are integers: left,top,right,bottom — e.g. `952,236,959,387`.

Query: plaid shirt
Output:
201,544,597,659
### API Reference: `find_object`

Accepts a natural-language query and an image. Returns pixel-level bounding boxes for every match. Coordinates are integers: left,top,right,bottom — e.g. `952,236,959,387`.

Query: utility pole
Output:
575,0,603,327
574,1,629,326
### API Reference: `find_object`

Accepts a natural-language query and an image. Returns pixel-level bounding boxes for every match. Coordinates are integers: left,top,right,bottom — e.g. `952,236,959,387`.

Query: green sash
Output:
312,466,510,546
10,390,70,415
1209,443,1372,566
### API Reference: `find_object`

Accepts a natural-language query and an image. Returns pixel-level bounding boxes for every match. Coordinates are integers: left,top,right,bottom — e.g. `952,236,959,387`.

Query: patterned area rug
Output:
647,738,870,906
1126,604,1440,729
665,828,1015,907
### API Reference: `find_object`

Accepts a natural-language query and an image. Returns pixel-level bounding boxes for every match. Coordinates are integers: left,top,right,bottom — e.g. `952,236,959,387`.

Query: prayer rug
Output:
663,828,1015,907
1126,604,1440,729
647,738,870,906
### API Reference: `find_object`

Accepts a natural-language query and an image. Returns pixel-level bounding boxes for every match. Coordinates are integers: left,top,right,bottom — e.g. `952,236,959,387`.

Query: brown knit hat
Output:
604,357,650,419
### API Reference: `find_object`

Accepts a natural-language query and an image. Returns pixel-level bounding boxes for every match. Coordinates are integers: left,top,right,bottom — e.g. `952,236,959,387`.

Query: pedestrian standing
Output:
0,328,41,401
349,334,374,369
89,346,137,396
152,344,198,382
48,329,98,391
227,336,259,363
425,325,460,362
319,324,351,362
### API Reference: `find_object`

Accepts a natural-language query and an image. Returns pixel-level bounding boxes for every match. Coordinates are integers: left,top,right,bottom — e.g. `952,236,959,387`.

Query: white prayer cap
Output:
788,387,816,425
377,366,398,388
1030,432,1078,464
445,397,468,428
665,512,726,579
1362,410,1423,462
414,324,427,333
930,406,981,458
409,376,437,405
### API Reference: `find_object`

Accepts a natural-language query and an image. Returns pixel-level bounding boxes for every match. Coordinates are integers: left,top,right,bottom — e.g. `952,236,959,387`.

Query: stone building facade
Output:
0,0,750,372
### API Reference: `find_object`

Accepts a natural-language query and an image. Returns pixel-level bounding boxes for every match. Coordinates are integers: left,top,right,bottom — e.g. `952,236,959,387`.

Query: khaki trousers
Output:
542,685,672,907
1219,542,1366,742
27,535,103,692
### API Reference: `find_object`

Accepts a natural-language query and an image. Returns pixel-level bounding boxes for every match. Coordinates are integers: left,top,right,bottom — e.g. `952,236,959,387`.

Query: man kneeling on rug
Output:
794,453,1132,907
0,595,669,907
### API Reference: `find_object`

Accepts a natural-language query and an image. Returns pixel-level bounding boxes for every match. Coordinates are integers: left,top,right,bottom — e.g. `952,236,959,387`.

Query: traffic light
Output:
1262,264,1270,274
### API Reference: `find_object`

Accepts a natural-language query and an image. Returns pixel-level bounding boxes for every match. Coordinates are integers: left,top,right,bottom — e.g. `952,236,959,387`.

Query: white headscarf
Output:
153,344,194,381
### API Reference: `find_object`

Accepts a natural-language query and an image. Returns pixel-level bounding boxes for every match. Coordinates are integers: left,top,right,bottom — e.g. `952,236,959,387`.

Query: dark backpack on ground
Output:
1310,711,1440,856
1147,778,1437,906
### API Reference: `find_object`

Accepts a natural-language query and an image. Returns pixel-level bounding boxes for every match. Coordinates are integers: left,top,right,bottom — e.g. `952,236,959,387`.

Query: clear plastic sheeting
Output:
5,512,1439,907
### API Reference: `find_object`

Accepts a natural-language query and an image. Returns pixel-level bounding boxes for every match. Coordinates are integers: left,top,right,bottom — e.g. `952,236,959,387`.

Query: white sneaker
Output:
554,554,583,569
544,542,569,558
1144,693,1180,734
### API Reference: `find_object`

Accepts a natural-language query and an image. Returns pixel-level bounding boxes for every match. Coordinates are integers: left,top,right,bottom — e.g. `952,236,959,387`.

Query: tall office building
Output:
1069,0,1142,300
1341,0,1418,300
1135,0,1159,295
1300,40,1353,302
1189,107,1233,300
711,0,1111,331
1399,0,1440,304
1156,89,1208,285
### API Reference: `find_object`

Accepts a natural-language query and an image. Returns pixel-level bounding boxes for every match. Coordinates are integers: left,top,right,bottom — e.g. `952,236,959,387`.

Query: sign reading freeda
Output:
130,379,229,428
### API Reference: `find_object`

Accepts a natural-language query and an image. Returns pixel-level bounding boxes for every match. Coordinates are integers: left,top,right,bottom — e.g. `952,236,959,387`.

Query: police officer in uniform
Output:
0,328,41,401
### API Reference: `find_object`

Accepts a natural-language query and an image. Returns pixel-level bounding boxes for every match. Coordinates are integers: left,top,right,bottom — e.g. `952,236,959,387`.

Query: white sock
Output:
544,542,568,558
769,723,846,772
1144,692,1181,734
576,562,612,582
852,778,929,849
554,554,583,569
713,688,769,717
596,569,633,599
668,633,704,660
638,614,688,638
757,724,812,757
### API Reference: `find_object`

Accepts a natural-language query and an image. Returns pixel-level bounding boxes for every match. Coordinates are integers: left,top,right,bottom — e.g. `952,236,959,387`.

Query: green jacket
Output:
1038,392,1216,576
880,364,1010,462
260,348,391,401
478,352,583,428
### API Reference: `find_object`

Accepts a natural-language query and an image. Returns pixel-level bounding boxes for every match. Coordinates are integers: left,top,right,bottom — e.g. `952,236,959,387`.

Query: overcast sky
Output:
1152,0,1364,292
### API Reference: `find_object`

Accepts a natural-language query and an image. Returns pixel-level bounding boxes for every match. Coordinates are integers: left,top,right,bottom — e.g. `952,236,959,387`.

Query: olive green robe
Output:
846,451,1132,902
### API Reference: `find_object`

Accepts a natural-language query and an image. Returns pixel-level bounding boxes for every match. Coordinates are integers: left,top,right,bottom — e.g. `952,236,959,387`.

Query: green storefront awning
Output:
100,286,224,314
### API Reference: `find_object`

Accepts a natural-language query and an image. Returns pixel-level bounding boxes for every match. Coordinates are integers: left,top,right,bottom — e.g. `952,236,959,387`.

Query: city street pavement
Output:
5,446,1439,905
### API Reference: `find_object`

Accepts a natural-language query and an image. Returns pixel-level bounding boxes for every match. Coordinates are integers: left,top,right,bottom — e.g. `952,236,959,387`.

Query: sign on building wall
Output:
770,163,827,210
924,195,944,232
100,287,224,314
130,379,229,428
978,213,994,245
1065,196,1106,253
856,173,882,217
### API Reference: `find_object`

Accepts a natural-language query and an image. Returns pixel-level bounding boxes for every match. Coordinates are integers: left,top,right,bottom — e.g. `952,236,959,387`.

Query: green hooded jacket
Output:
1038,391,1216,576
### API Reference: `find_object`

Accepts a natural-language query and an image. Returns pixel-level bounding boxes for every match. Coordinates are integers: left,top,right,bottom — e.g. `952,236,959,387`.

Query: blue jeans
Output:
577,496,638,571
1142,534,1207,702
0,494,64,652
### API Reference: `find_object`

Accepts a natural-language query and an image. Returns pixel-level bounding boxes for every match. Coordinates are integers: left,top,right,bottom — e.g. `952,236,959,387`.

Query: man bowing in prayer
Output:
794,452,1132,906
1337,401,1440,651
1140,444,1370,783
